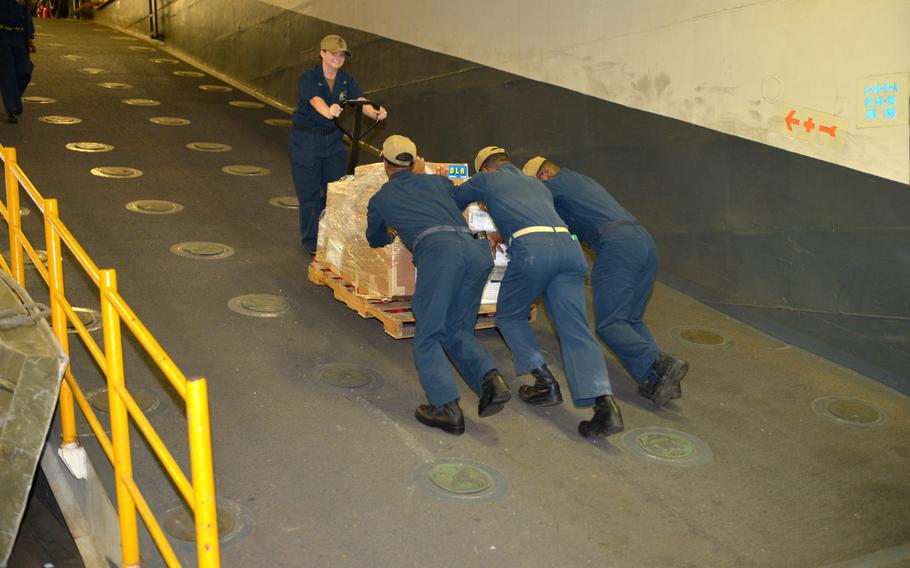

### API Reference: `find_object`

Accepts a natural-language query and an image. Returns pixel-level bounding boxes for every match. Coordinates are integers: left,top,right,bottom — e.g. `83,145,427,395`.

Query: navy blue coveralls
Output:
288,64,362,250
366,170,497,407
454,164,612,406
544,168,661,382
0,0,34,117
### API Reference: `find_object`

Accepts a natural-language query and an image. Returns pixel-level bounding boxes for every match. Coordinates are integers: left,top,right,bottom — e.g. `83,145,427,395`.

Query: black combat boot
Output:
415,400,465,435
643,353,689,408
638,380,682,402
478,368,511,417
518,364,563,406
578,395,624,438
6,112,17,124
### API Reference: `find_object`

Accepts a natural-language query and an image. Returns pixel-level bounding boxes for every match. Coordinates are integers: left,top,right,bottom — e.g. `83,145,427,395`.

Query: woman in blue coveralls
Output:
289,34,387,254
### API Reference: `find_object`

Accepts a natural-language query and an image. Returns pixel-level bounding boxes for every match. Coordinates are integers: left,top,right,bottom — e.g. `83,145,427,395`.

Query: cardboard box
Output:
316,163,415,299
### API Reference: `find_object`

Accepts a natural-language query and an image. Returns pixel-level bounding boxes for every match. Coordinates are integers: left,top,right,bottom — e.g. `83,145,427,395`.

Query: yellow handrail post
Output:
45,199,77,445
101,269,141,567
3,146,24,285
187,377,220,567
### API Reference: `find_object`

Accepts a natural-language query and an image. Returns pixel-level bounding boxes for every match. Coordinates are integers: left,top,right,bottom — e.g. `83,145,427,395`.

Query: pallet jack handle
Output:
335,100,383,175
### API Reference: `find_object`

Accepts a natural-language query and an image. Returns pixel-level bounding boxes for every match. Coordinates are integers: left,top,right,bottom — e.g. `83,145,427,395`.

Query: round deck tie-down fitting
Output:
222,165,269,176
150,117,190,126
812,397,889,429
88,387,159,414
160,498,253,548
269,196,299,209
671,326,733,350
39,115,82,124
170,241,235,260
126,200,184,215
622,427,714,467
187,142,231,152
228,101,265,109
66,142,113,153
122,98,160,106
414,459,509,503
67,308,102,333
91,167,143,179
227,294,292,318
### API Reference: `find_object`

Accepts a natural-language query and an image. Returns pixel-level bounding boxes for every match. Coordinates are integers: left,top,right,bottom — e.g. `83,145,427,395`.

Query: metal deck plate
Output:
87,387,160,414
90,166,143,179
269,196,299,209
415,460,509,502
150,117,190,126
622,427,714,467
671,326,733,350
160,498,253,548
813,396,889,428
187,142,231,152
228,294,292,318
122,98,160,106
222,165,270,176
126,200,184,214
228,101,265,108
39,115,82,124
66,308,102,333
170,242,235,260
66,142,114,153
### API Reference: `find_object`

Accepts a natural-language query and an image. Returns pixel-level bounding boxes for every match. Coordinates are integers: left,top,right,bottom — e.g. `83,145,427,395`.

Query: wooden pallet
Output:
308,259,535,339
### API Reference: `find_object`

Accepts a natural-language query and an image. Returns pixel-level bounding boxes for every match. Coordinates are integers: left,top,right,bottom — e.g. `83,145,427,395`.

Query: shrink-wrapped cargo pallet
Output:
315,162,507,302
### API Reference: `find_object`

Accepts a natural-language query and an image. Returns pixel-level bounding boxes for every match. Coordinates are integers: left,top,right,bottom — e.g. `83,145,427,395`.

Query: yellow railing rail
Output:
1,144,220,567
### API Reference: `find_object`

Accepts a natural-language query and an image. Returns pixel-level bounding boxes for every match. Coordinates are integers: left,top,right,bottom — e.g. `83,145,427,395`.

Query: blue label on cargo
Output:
447,165,469,179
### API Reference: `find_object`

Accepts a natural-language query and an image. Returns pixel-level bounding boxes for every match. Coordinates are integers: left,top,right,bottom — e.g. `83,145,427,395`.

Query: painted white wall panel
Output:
260,0,910,183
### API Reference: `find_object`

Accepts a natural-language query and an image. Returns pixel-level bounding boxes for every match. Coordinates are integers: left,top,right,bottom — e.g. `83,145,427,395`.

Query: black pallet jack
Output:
335,99,385,175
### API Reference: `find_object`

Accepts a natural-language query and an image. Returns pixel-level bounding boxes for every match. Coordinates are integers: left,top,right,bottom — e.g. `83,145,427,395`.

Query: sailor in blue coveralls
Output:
366,135,511,435
452,147,623,438
289,34,387,253
0,0,35,124
522,157,689,408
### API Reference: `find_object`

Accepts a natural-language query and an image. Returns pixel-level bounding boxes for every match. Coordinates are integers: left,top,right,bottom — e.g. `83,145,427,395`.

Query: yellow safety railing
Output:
1,144,220,567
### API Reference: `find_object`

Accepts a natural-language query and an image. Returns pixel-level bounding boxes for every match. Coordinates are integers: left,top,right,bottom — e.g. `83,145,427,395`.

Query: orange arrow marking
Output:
785,110,800,131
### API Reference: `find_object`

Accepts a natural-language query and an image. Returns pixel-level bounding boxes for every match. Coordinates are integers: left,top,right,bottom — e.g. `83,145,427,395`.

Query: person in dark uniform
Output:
366,135,511,435
0,0,35,124
522,156,688,407
452,147,623,438
289,34,387,254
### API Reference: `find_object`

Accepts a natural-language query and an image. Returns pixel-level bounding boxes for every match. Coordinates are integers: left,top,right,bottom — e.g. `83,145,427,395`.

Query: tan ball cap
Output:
474,146,508,174
382,135,417,166
320,34,352,57
522,156,547,177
